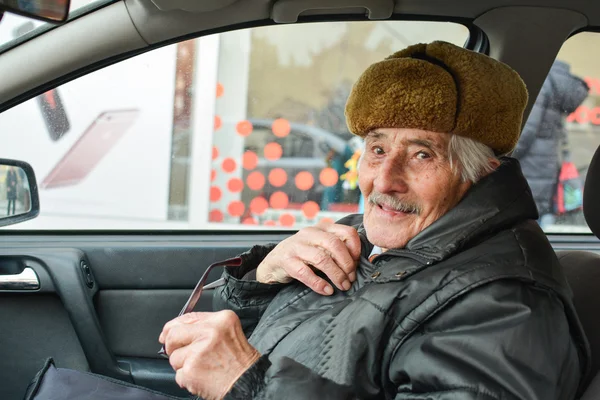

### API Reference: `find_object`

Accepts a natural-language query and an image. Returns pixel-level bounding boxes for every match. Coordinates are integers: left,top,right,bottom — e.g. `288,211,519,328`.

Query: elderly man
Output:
159,41,590,400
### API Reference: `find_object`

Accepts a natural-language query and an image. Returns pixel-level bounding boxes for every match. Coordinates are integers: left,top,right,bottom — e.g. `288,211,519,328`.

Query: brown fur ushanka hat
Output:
345,41,529,155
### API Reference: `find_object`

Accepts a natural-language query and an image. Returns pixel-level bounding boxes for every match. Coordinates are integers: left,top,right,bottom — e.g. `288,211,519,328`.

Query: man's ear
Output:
489,158,501,170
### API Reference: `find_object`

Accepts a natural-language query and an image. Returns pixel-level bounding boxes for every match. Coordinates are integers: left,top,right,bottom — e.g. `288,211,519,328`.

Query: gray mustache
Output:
368,192,421,215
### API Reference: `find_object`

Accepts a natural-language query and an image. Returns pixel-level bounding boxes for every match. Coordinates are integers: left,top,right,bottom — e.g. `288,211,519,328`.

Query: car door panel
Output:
0,233,291,399
0,293,89,400
96,289,192,358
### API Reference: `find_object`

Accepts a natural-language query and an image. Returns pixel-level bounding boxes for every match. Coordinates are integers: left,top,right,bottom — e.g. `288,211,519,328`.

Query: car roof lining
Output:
0,0,594,126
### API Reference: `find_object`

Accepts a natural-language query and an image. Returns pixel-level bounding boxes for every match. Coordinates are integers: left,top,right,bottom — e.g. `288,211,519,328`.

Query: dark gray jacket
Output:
216,158,590,400
513,60,589,215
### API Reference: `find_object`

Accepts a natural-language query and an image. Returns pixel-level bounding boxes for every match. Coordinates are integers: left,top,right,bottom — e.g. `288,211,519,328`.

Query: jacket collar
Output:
357,157,538,263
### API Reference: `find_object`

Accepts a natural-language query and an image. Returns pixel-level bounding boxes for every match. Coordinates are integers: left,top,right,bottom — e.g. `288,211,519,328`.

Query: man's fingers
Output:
169,346,187,371
323,223,362,262
296,243,350,291
301,228,358,280
175,368,186,390
161,313,214,354
163,324,200,356
258,222,361,290
285,257,334,296
159,319,183,344
159,312,208,344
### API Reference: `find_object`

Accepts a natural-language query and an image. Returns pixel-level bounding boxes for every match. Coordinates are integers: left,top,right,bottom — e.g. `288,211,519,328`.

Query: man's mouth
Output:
376,202,416,215
368,192,421,216
379,204,405,213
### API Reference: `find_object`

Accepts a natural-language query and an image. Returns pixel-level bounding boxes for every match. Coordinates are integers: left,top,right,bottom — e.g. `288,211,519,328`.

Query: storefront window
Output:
205,21,469,228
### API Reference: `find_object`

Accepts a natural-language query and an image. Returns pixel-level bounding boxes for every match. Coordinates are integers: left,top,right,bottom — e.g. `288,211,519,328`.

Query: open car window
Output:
0,20,471,230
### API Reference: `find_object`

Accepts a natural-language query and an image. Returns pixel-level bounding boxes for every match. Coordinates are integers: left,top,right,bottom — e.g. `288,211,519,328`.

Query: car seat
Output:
556,143,600,399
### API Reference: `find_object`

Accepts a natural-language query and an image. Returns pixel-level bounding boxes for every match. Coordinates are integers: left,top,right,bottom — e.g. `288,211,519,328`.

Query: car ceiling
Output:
0,0,597,122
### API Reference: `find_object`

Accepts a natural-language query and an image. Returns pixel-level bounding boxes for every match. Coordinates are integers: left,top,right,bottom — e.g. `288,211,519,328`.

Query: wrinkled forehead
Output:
365,128,450,152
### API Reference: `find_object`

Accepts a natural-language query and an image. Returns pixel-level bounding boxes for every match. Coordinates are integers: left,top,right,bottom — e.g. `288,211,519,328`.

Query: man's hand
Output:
159,310,260,400
256,221,361,296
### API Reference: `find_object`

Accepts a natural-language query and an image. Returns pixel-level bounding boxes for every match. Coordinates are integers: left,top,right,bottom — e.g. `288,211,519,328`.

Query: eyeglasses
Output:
158,256,243,358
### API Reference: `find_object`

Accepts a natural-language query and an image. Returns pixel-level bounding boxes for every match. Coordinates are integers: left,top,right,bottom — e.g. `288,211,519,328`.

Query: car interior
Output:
2,0,600,399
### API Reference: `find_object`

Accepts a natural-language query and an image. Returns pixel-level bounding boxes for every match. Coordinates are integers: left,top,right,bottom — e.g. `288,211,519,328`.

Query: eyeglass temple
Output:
158,257,243,357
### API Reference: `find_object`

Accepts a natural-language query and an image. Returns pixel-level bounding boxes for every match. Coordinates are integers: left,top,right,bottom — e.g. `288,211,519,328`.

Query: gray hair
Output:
448,134,498,183
357,133,498,184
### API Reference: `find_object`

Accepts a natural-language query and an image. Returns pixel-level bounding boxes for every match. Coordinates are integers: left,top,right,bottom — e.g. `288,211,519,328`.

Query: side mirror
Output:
0,0,70,23
0,159,39,227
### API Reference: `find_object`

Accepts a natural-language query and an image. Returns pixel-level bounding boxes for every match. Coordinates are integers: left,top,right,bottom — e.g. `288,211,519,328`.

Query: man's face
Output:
359,128,472,250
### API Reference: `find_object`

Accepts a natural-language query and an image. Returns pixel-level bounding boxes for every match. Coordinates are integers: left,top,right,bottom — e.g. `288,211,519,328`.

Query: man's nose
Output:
373,157,408,194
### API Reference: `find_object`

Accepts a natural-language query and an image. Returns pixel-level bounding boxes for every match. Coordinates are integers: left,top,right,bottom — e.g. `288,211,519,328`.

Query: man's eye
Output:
373,147,384,155
416,151,431,160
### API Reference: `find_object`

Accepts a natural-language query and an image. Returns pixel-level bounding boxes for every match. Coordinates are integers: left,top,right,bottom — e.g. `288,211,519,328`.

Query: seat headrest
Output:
584,145,600,238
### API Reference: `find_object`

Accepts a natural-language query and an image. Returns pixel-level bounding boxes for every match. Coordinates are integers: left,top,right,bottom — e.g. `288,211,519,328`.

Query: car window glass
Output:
0,21,468,229
517,32,598,234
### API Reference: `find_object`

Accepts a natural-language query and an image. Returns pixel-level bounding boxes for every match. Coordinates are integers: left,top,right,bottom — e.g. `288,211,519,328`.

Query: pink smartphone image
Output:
40,109,140,189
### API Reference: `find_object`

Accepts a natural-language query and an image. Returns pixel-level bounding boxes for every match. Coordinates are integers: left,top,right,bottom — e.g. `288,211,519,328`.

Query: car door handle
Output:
0,267,40,290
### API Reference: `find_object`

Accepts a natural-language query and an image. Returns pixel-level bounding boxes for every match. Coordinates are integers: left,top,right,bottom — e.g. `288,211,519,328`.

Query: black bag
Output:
24,358,194,400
